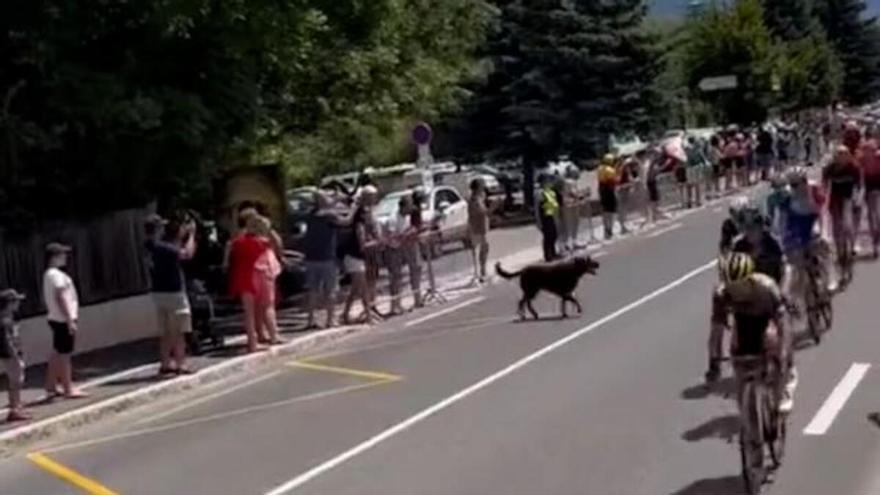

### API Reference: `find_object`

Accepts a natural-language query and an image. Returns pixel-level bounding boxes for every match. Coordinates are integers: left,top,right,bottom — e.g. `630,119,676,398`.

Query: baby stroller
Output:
185,278,224,355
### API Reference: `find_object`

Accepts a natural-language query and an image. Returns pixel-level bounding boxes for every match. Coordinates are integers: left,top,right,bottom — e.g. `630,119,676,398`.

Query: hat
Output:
45,242,72,256
0,289,25,304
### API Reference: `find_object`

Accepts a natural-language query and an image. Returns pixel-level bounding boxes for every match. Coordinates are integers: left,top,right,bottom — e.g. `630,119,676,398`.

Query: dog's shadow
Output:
511,314,582,324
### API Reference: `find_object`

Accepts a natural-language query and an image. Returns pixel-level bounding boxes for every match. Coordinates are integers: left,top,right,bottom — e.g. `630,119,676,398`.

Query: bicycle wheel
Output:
740,382,765,495
806,277,832,344
762,379,787,468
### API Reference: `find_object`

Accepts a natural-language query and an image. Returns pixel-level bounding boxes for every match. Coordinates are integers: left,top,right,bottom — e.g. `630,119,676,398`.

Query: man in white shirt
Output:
42,243,87,399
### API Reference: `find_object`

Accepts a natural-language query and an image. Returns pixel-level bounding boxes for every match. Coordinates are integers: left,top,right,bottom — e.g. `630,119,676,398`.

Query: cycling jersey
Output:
823,160,860,201
712,273,784,356
781,199,819,253
732,232,785,284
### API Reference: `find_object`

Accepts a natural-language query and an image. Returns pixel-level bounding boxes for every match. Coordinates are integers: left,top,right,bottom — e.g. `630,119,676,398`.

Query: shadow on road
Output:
682,414,739,443
682,377,736,400
669,476,744,495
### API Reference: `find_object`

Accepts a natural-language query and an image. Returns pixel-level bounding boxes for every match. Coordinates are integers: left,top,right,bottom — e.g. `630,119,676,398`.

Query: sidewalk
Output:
0,189,735,455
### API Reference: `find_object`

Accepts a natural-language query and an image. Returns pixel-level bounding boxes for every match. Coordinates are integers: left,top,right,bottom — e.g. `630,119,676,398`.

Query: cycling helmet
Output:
770,175,787,188
722,253,755,283
728,196,752,221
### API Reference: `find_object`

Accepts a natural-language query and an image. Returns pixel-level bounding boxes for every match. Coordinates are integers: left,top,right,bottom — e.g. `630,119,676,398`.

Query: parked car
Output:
373,185,470,253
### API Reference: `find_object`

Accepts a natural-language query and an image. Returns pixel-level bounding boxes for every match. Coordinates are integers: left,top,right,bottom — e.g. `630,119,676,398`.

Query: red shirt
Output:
228,233,269,297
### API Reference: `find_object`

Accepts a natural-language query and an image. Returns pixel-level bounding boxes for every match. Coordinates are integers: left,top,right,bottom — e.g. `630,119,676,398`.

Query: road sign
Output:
412,122,433,146
698,75,738,92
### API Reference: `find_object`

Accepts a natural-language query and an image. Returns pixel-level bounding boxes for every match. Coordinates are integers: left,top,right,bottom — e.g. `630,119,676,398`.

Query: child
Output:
1,289,30,422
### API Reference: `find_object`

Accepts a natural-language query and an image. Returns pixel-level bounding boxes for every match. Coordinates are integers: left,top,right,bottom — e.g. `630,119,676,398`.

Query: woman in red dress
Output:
227,211,268,353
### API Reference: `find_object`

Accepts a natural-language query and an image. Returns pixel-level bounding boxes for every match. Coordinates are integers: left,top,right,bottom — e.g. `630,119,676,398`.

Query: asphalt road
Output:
4,199,880,495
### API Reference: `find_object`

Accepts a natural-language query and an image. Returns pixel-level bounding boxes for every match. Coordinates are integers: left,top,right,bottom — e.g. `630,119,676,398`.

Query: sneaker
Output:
6,409,32,422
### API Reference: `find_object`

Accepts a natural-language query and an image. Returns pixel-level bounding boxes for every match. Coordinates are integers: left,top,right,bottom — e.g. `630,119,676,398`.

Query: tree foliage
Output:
450,0,659,164
814,0,880,104
0,0,493,227
682,0,776,124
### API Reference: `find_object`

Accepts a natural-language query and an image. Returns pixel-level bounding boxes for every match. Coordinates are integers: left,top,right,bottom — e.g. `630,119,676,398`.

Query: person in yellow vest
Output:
536,173,560,261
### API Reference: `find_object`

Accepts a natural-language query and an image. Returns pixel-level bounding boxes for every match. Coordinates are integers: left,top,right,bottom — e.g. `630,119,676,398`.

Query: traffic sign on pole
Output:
698,75,738,92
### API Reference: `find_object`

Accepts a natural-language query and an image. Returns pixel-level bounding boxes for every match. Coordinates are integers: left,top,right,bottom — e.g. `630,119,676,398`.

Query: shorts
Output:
152,293,193,339
675,167,687,184
48,320,76,355
3,356,24,389
865,175,880,192
344,255,366,274
306,261,338,298
599,188,617,213
469,232,488,249
757,153,773,169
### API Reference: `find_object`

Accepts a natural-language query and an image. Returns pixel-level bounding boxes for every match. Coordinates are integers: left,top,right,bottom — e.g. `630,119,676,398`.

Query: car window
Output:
434,189,461,209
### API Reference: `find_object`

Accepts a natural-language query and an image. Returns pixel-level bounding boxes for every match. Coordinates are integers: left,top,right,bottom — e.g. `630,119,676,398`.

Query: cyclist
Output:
731,204,788,289
720,196,751,255
779,167,822,312
860,129,880,258
823,145,861,287
766,176,790,240
711,253,795,414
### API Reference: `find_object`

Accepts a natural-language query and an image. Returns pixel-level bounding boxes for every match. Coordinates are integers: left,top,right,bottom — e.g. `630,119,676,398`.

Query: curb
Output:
0,323,367,457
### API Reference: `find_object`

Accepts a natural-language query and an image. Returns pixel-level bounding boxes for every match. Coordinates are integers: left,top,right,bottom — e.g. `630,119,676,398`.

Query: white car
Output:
374,186,470,252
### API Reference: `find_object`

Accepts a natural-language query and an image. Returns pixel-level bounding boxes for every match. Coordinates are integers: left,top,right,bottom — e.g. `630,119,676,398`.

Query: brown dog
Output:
496,255,600,319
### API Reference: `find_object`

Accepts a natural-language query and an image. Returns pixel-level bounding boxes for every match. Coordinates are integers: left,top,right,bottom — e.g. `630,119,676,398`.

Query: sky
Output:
649,0,880,17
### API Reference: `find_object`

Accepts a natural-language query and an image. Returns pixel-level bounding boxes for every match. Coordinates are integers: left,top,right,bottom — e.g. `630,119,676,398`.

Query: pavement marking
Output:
593,250,609,258
287,360,403,383
804,363,871,436
27,452,119,495
136,370,284,425
404,296,486,328
42,381,389,455
647,222,683,238
263,259,718,495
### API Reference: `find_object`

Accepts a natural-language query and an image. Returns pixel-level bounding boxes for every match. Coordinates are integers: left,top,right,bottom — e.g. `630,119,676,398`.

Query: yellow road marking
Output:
27,453,119,495
287,360,403,383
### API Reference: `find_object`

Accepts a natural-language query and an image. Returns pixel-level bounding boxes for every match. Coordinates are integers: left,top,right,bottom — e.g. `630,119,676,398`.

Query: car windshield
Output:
375,193,407,218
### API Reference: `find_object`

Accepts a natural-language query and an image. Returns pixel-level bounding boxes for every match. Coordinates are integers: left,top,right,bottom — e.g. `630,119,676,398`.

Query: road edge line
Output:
27,452,120,495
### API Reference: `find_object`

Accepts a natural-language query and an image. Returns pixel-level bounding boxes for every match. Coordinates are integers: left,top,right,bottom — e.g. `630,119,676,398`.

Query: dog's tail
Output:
495,262,522,279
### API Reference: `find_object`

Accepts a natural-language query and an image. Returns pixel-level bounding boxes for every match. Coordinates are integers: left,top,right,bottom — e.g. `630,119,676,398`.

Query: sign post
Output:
698,75,738,92
412,122,435,191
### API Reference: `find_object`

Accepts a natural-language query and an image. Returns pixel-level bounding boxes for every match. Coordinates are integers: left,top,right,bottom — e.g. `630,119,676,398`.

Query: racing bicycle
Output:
734,355,787,495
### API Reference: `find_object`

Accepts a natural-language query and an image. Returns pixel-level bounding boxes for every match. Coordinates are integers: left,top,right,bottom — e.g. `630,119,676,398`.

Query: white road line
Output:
136,370,283,425
804,363,871,436
647,223,683,238
43,381,385,455
593,250,609,258
264,259,717,495
404,296,486,328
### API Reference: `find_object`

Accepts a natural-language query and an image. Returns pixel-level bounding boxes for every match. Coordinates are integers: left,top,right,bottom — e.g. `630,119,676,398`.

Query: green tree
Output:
762,0,821,41
776,34,844,110
682,0,776,124
0,0,493,227
448,0,659,201
815,0,880,103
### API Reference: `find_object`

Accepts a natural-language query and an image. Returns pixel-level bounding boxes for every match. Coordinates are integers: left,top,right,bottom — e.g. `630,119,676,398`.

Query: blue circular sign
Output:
412,122,433,146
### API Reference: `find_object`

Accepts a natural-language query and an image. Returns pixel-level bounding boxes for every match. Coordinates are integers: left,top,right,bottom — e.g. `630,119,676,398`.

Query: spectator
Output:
597,154,621,239
536,173,560,261
707,135,724,199
409,190,426,308
303,191,348,329
684,137,706,208
227,210,269,353
1,289,29,422
342,189,380,325
249,215,284,345
617,156,638,229
358,186,383,320
722,133,741,191
756,126,775,181
145,214,197,375
561,165,585,250
42,243,87,399
468,178,491,282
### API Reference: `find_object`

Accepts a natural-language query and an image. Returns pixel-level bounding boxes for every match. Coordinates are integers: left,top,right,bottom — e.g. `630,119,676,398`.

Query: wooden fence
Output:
0,208,151,317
